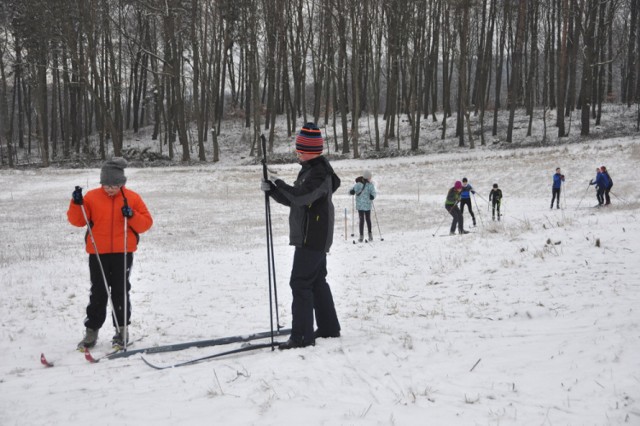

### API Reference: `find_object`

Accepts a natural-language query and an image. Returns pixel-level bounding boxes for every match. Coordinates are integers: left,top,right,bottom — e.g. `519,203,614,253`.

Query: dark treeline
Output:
0,0,638,167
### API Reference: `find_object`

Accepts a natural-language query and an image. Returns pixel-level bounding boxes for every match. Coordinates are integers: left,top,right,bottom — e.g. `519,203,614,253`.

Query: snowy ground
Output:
1,135,639,425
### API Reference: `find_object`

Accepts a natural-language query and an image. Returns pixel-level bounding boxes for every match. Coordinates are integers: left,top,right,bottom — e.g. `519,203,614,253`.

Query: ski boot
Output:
77,328,98,350
111,329,129,349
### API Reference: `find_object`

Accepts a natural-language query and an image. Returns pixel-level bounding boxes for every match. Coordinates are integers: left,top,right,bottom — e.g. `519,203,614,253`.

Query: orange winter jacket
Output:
67,186,153,254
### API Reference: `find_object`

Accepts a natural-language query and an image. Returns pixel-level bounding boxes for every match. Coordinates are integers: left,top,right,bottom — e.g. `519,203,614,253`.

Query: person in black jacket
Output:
489,183,503,221
261,123,341,349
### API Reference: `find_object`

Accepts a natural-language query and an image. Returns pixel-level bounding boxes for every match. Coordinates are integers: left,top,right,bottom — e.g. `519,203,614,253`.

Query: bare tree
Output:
579,0,598,136
556,0,570,138
506,0,527,143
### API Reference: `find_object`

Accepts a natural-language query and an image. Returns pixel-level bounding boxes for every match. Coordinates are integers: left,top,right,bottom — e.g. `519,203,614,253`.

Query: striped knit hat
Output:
296,122,324,154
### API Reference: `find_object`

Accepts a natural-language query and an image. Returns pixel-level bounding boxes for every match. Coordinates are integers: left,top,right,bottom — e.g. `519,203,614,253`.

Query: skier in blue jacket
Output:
590,167,610,206
551,168,565,209
460,177,476,226
349,170,377,242
601,166,613,205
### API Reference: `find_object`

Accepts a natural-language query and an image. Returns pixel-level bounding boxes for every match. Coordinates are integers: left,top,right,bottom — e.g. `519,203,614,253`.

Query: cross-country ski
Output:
141,342,278,370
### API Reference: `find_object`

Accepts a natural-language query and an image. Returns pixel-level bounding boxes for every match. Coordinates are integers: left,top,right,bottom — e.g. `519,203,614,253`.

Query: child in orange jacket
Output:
67,158,153,349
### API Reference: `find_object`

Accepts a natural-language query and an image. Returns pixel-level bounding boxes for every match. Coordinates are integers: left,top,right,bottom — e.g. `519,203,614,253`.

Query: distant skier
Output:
590,167,609,206
460,177,477,226
261,123,342,349
489,183,503,221
445,181,468,235
551,167,565,209
600,165,613,205
349,170,376,242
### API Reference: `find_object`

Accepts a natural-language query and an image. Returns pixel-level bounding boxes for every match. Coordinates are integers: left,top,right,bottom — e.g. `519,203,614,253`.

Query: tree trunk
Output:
506,0,526,143
556,0,569,137
350,2,361,158
625,0,638,104
493,0,508,136
580,0,598,136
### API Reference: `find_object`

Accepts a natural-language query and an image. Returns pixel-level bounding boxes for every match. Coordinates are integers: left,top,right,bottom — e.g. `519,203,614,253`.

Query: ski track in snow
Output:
1,137,639,425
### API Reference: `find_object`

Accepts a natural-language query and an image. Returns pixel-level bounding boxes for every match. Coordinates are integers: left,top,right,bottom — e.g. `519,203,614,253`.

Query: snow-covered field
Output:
1,135,639,425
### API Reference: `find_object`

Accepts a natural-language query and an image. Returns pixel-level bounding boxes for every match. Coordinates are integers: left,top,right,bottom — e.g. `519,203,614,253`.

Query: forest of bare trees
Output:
0,0,638,167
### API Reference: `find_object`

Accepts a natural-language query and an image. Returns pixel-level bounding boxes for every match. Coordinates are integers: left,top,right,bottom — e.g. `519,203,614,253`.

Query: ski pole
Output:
609,191,627,203
372,201,384,241
474,192,489,203
350,195,355,237
472,194,484,228
260,134,280,350
432,215,448,236
120,188,129,351
77,188,120,335
433,202,457,237
344,208,347,241
575,182,591,210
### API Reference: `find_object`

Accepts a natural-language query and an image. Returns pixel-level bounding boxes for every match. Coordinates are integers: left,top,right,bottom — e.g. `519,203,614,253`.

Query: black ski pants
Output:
447,205,464,234
551,188,561,208
460,198,475,224
289,247,340,345
85,253,133,331
492,199,501,219
358,210,372,235
596,187,605,205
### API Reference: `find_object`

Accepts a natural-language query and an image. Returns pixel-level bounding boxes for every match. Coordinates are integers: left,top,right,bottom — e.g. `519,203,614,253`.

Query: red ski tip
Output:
84,348,98,363
40,353,54,367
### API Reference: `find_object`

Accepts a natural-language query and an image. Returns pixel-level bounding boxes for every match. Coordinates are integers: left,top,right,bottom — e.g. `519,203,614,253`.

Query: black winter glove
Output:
349,189,355,195
121,206,134,218
72,186,83,205
369,195,375,200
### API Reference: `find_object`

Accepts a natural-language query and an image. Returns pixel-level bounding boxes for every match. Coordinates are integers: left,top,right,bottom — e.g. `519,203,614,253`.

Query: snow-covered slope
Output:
1,136,639,425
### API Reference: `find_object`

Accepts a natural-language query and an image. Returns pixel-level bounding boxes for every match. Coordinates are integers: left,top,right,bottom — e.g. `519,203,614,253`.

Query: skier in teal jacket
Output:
349,170,377,242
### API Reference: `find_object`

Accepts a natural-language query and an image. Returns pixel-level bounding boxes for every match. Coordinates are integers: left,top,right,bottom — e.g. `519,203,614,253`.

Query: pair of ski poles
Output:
260,135,282,350
77,186,130,351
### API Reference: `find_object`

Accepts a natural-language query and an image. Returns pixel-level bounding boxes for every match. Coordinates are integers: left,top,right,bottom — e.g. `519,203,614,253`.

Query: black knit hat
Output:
100,158,128,186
